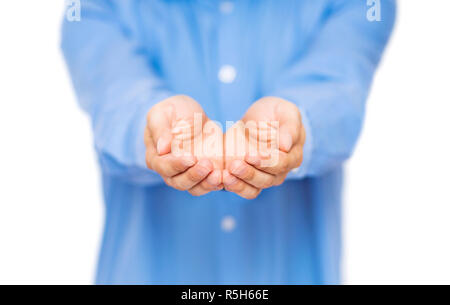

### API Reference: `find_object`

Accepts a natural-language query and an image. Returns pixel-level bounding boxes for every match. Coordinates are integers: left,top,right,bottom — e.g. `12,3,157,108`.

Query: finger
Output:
246,144,303,175
189,174,224,197
279,121,303,153
273,173,288,186
275,102,302,152
156,129,173,155
150,154,197,177
228,159,275,189
190,169,223,195
145,141,158,170
205,169,223,187
189,185,211,197
279,128,293,153
145,139,196,174
223,170,261,200
166,159,213,191
147,103,174,155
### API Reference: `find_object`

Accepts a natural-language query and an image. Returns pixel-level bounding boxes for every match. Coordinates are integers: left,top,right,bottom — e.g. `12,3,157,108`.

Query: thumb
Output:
279,117,304,152
279,124,293,153
275,101,301,152
155,128,173,155
148,104,175,156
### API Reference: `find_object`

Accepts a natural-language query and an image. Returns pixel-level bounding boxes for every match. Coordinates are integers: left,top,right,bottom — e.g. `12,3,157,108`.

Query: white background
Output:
0,1,449,284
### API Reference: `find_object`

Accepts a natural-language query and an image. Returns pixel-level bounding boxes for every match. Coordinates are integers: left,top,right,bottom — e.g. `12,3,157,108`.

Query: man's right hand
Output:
144,95,223,196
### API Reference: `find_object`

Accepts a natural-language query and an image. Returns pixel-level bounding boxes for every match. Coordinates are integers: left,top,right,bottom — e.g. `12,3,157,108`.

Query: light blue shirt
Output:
61,0,395,284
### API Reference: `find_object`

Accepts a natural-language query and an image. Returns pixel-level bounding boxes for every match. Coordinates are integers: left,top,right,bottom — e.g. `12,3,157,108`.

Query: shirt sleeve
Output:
270,0,396,178
61,0,171,185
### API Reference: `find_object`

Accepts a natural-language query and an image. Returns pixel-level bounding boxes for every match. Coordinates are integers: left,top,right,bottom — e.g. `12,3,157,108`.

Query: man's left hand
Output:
223,97,306,199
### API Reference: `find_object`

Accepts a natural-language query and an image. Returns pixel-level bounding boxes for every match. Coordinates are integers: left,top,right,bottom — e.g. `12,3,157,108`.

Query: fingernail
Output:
230,160,247,176
157,137,169,155
197,159,212,176
280,133,293,152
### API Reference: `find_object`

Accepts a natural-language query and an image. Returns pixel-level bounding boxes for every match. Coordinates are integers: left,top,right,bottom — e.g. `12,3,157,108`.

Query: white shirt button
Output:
218,65,237,84
220,1,234,14
221,216,236,232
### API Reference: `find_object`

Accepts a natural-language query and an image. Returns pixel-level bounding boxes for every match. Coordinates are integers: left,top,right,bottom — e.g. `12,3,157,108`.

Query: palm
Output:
169,104,223,172
221,97,305,199
226,98,292,168
146,95,224,196
146,95,304,199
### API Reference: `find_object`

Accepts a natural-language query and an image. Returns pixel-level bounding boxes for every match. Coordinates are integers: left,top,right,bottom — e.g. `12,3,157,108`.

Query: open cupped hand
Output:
145,96,306,199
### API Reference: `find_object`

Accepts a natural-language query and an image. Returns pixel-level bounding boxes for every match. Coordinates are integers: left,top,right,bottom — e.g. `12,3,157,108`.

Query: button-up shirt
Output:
61,0,395,284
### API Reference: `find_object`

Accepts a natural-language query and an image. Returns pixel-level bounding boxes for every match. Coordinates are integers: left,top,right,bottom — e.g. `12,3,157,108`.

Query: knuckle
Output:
274,179,283,186
226,180,245,193
244,189,261,200
160,165,175,177
172,159,187,173
242,166,255,180
171,179,188,191
201,180,215,191
224,184,235,193
271,165,284,175
164,178,174,188
273,176,285,186
279,160,290,173
186,168,201,182
235,181,247,193
261,176,275,189
178,182,191,191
